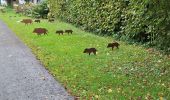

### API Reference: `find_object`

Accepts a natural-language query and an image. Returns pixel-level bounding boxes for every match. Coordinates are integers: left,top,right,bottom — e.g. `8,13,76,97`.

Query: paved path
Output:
0,20,73,100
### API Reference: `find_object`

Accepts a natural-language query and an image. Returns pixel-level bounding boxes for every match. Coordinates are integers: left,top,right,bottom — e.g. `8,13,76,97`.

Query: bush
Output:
22,0,49,18
31,0,49,18
48,0,170,54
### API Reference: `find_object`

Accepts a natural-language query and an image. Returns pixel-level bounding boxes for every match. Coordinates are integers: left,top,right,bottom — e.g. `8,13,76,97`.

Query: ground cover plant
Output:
0,11,170,99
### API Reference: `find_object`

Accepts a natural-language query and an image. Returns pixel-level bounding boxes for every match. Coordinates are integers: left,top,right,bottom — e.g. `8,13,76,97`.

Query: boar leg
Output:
93,51,96,55
117,46,119,49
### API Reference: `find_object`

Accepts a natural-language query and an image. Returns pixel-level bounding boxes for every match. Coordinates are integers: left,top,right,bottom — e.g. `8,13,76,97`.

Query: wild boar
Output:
107,42,120,50
83,48,97,55
34,19,40,23
33,28,48,36
48,18,55,22
65,30,73,34
1,9,5,13
21,19,33,25
56,30,64,35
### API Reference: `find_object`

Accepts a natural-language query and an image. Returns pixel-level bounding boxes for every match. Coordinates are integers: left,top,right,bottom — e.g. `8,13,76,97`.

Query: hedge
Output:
48,0,170,54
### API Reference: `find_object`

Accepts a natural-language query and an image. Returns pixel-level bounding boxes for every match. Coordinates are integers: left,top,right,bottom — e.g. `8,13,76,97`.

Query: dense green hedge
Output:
48,0,170,53
23,0,49,18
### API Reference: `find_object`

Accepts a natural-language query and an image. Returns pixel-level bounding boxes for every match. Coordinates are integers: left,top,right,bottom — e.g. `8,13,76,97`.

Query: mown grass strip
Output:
0,11,170,99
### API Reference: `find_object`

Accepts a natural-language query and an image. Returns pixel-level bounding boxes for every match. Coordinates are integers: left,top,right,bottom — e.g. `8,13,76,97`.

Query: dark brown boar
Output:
56,30,64,35
34,19,40,23
48,18,55,22
0,9,5,13
33,28,48,36
21,19,33,25
15,10,23,14
65,30,73,34
107,42,120,50
83,48,97,55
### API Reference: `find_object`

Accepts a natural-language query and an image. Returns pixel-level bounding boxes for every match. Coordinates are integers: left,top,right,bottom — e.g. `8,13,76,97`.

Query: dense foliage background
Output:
31,0,49,18
48,0,170,54
19,0,49,18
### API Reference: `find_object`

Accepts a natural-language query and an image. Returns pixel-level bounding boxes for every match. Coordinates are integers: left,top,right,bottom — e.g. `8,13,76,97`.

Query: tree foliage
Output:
48,0,170,53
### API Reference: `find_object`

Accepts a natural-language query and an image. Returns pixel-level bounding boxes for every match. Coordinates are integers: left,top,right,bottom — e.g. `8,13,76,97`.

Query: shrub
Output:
31,0,49,18
22,0,49,18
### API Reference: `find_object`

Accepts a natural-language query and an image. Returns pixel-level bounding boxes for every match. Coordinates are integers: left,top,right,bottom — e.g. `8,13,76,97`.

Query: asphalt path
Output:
0,20,73,100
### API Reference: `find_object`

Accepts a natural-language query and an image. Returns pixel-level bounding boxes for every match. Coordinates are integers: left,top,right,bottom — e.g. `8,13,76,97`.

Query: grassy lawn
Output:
0,11,170,99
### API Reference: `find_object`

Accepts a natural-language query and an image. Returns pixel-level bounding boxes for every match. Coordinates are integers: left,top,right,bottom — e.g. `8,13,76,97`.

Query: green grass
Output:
0,11,170,100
